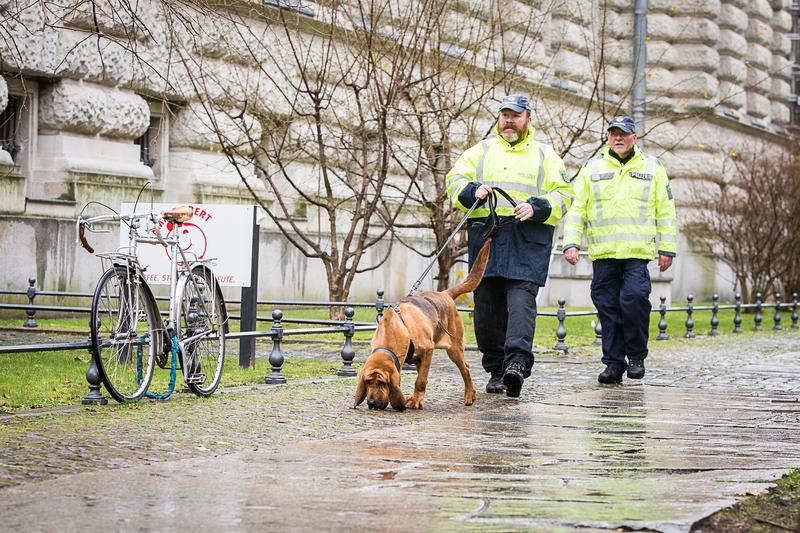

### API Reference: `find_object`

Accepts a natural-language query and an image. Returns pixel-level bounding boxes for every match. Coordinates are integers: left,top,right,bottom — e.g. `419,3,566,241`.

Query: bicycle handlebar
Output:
76,211,160,255
79,211,154,226
77,206,193,255
78,222,94,254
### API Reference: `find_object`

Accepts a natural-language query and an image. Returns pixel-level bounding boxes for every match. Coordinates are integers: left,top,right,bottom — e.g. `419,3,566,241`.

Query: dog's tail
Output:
446,239,491,299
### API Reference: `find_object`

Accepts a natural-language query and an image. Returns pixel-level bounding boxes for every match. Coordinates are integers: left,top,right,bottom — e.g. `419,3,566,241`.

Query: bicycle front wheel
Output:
90,265,159,403
177,266,226,397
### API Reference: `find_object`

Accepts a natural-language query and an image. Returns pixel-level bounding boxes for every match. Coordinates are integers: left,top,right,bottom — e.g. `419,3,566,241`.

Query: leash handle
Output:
490,187,518,208
482,187,518,239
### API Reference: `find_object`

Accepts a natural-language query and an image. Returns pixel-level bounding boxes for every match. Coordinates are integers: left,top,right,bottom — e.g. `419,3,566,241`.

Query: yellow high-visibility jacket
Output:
445,126,574,284
562,146,677,260
446,126,574,226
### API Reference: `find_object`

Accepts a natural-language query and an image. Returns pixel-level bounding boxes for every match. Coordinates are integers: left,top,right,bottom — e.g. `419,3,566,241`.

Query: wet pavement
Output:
1,332,799,532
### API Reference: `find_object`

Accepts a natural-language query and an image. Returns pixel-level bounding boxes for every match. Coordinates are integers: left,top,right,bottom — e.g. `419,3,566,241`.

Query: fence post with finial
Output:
754,292,762,331
265,310,287,384
375,289,384,323
554,299,568,353
338,307,357,377
657,295,668,340
24,276,38,328
733,293,742,333
709,294,719,336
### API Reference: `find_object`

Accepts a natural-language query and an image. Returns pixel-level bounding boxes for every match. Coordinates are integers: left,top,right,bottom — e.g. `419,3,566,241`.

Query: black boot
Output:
598,364,624,384
502,362,525,398
486,371,506,394
627,359,645,379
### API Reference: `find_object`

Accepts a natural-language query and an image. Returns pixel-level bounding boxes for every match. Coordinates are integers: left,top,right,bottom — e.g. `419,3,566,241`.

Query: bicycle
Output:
76,205,228,403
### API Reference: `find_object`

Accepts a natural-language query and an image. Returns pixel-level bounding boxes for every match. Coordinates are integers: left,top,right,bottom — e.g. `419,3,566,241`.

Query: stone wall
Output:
0,0,796,305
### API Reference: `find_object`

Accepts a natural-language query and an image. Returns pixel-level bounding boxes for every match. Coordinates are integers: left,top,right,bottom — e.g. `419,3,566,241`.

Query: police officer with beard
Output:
446,95,574,397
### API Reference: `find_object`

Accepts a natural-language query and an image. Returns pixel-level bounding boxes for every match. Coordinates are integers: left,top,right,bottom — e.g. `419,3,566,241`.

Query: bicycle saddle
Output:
161,206,194,224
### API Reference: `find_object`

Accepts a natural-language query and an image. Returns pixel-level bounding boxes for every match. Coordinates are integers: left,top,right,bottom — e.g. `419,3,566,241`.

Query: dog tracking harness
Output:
369,347,402,372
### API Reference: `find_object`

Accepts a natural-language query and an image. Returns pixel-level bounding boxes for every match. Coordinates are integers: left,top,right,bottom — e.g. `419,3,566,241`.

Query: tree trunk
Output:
328,276,347,321
435,248,452,291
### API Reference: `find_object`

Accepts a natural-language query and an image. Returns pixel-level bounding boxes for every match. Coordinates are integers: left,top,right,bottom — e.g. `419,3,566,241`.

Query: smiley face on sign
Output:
161,222,208,261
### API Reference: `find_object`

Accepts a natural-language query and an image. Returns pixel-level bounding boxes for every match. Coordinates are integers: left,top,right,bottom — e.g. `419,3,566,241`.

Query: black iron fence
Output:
1,277,798,406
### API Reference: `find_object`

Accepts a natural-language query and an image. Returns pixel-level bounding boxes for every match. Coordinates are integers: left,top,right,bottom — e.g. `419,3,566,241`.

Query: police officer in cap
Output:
446,95,574,397
562,116,677,383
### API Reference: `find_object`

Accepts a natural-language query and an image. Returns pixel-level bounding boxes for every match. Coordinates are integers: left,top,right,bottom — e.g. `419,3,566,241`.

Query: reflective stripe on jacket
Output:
445,126,574,284
445,126,574,226
562,146,677,260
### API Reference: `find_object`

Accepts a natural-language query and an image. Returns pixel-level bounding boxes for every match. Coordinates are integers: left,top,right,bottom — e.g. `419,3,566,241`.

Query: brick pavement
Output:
0,331,799,531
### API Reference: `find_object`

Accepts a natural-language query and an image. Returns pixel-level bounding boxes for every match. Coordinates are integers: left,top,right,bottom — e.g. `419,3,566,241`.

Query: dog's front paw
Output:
464,388,476,406
405,395,424,410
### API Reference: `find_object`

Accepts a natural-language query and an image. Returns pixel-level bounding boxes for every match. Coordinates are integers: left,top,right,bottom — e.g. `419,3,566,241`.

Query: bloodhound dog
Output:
353,239,491,411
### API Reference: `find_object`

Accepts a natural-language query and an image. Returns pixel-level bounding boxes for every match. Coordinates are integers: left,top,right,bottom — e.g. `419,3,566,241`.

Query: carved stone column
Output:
0,74,27,214
0,75,10,167
31,79,152,214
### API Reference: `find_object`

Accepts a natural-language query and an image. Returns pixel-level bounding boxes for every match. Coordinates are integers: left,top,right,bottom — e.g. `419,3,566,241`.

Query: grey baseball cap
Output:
499,94,532,113
607,116,636,134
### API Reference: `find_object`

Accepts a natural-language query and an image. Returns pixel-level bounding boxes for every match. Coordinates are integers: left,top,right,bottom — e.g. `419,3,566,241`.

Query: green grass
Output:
691,470,800,531
0,303,787,412
0,349,91,411
533,306,759,348
0,345,354,412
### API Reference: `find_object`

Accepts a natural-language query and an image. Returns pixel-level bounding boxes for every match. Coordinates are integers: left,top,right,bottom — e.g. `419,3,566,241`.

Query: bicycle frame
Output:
78,211,224,368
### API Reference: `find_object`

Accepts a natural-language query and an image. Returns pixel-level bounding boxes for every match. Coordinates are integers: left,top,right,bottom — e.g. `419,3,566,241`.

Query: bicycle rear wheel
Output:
177,266,226,396
90,265,159,403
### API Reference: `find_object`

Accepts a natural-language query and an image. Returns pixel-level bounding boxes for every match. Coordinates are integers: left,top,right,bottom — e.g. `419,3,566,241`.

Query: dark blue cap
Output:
607,116,636,134
499,94,532,113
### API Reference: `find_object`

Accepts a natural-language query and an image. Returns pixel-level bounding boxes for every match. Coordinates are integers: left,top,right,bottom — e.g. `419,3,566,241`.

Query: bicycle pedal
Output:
185,373,206,384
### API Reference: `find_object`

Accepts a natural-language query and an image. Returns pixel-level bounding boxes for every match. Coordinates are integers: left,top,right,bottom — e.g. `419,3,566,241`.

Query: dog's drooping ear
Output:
388,370,406,411
353,370,367,409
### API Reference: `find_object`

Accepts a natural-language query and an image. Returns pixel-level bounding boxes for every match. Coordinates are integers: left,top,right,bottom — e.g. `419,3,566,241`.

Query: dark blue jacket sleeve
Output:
458,182,487,208
528,197,552,223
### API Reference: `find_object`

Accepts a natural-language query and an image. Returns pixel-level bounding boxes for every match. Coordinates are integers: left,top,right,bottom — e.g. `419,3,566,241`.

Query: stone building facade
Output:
0,0,798,305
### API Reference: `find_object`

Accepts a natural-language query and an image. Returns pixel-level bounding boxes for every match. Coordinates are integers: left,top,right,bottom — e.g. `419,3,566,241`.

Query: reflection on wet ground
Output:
1,334,799,531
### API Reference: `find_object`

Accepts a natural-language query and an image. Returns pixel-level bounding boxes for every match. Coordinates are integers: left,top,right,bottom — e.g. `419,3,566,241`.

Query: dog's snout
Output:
367,398,378,409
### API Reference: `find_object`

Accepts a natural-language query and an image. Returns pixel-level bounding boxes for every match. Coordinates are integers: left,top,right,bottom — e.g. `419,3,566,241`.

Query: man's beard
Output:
500,128,522,143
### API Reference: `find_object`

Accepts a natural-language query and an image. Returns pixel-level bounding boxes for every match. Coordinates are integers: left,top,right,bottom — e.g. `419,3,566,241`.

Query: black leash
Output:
407,201,479,296
407,187,517,296
481,187,517,240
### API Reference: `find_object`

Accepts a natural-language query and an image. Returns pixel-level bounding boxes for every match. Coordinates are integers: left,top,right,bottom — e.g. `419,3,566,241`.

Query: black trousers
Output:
590,258,652,370
474,277,539,378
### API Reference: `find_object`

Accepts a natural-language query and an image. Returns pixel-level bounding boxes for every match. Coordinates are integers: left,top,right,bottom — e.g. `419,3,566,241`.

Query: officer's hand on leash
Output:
659,254,673,272
514,202,533,221
564,247,579,266
475,184,493,200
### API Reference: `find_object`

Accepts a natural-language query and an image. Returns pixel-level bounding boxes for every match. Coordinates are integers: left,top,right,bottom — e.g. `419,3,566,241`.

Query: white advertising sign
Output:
120,203,255,287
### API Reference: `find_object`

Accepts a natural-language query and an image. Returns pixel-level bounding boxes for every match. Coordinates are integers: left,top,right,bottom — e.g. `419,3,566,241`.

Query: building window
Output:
139,117,158,168
263,0,315,17
134,116,161,168
0,95,21,161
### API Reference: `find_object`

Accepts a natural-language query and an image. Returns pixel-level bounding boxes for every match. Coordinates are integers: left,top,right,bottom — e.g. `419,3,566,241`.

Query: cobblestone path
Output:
1,332,799,531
